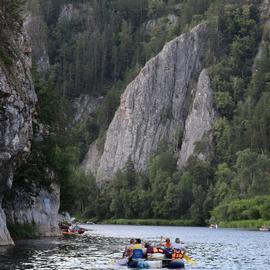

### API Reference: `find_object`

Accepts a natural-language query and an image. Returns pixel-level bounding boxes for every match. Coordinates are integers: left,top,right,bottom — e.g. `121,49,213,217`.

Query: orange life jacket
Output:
172,249,185,260
152,247,164,253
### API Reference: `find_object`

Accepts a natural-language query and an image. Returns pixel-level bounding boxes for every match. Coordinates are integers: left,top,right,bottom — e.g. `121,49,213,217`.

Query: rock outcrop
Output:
0,32,37,244
260,0,270,19
24,1,50,74
72,95,102,126
0,201,13,245
4,183,60,237
144,14,179,35
253,0,270,74
87,23,212,183
80,140,102,175
178,69,215,168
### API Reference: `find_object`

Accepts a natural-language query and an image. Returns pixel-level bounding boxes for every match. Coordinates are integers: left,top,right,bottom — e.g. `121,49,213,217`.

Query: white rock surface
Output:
177,69,215,168
93,23,210,183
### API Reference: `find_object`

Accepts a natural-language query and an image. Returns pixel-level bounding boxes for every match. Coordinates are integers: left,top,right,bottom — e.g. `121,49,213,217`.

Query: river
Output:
0,225,270,270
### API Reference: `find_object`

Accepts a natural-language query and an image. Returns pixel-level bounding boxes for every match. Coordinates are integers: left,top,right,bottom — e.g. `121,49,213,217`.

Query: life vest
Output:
152,247,164,253
164,248,173,258
131,249,144,259
133,244,143,250
172,249,185,260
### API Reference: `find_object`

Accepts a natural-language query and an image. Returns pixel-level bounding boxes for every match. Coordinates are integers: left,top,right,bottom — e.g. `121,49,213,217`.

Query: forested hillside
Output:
4,0,270,228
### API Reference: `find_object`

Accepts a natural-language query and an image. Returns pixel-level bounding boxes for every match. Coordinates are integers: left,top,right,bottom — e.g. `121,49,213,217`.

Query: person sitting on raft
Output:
144,242,154,254
134,238,144,249
128,239,145,268
172,238,186,251
160,236,172,249
170,237,186,261
123,238,135,257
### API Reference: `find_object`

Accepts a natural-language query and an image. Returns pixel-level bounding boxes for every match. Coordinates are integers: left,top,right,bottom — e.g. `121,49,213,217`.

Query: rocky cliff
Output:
0,13,61,244
4,183,60,237
72,95,102,127
81,140,102,176
0,31,36,245
82,23,215,183
24,11,49,74
178,69,216,168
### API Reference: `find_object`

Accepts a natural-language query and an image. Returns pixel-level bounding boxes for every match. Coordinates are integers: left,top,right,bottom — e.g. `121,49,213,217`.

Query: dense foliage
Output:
78,0,270,225
0,0,25,65
23,0,214,217
92,147,215,225
12,0,270,226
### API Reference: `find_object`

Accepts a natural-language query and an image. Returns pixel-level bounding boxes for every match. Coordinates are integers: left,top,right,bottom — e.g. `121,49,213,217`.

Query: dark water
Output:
0,225,270,270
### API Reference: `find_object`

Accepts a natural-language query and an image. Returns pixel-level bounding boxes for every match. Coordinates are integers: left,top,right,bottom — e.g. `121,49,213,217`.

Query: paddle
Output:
183,254,197,265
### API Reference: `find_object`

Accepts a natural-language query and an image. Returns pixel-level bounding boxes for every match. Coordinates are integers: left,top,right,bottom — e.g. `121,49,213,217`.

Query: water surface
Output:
0,225,269,270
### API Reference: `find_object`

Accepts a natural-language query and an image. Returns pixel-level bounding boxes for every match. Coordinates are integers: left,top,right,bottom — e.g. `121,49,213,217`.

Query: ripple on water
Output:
0,225,270,270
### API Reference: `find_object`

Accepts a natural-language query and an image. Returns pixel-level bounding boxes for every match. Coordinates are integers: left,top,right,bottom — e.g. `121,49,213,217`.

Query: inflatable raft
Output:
117,254,185,269
128,259,185,269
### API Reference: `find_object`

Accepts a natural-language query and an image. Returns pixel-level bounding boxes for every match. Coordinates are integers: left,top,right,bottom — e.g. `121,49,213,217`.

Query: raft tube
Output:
127,259,185,269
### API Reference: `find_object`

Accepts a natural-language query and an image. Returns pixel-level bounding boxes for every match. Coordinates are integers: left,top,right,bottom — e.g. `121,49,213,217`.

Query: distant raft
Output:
259,225,270,231
60,224,89,236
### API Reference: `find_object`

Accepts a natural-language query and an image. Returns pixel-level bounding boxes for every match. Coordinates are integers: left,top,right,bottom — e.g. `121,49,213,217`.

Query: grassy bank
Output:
102,218,270,229
8,223,39,239
102,219,195,226
218,219,270,229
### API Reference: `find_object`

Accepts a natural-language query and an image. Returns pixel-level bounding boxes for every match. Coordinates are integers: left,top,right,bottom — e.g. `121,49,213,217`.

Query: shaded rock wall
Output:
0,32,37,245
72,95,102,126
0,197,13,245
80,140,102,176
4,183,60,237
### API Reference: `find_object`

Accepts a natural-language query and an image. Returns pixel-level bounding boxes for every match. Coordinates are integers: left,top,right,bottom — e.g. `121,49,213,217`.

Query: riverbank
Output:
102,219,195,226
8,223,38,240
218,219,270,229
101,218,270,229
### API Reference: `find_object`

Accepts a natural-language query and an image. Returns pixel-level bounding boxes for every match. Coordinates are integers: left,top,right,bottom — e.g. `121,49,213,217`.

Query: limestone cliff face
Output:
72,95,102,126
253,0,270,73
144,14,178,35
260,0,270,18
178,69,215,168
4,183,60,237
0,207,12,245
91,23,211,183
81,140,102,176
24,11,50,74
0,32,37,245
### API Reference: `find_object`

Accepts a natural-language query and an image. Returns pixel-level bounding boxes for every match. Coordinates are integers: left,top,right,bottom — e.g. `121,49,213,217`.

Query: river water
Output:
0,224,270,270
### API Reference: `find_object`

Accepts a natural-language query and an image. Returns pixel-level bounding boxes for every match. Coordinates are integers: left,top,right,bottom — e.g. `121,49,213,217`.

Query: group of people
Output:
122,236,186,267
59,222,88,234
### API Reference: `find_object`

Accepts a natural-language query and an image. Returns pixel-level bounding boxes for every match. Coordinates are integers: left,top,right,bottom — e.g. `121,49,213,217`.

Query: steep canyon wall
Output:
82,23,216,183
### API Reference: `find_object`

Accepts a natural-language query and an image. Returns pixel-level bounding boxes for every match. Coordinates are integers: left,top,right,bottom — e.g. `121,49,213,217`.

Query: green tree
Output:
232,149,270,198
147,0,165,18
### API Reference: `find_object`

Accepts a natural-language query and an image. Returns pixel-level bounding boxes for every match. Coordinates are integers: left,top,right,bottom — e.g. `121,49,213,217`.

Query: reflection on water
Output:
0,235,123,270
0,225,270,270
